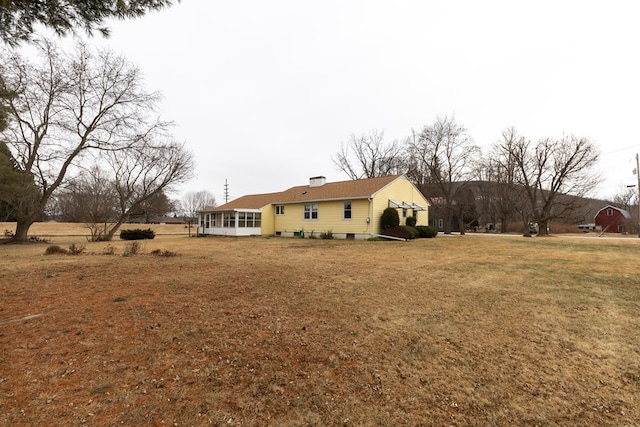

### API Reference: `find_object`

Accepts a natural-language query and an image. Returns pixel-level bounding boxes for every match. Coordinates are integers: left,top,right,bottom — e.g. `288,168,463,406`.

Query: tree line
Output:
333,118,602,236
0,2,606,240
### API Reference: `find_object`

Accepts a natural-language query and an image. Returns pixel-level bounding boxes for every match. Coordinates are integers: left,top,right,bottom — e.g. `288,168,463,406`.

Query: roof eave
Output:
272,195,373,205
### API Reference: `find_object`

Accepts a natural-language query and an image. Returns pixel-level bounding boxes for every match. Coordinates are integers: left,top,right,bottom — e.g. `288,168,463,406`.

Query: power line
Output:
601,144,640,156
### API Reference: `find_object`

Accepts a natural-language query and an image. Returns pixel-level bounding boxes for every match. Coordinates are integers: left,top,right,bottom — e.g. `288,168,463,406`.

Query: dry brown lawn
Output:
1,224,640,426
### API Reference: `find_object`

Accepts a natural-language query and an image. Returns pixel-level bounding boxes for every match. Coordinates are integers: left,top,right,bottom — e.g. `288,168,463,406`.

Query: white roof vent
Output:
309,176,326,187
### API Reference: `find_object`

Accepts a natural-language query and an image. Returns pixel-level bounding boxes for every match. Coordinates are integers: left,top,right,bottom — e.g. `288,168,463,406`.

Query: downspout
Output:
368,197,373,237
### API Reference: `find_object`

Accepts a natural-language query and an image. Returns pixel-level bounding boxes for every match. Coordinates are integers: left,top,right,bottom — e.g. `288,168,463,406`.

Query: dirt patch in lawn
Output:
1,233,640,426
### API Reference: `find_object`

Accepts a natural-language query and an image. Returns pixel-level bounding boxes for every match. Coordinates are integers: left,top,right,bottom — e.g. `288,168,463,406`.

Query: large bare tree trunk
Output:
104,219,126,241
538,219,550,236
443,209,452,234
12,218,35,242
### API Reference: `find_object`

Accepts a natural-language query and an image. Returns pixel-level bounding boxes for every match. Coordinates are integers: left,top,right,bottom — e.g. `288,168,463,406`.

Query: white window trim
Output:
343,200,352,220
303,203,318,220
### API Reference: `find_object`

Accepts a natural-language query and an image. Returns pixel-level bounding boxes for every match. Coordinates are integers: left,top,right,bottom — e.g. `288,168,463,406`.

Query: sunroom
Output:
198,209,262,236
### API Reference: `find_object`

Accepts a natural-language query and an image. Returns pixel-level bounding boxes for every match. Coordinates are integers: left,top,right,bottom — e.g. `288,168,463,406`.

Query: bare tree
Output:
181,190,216,219
55,165,118,240
101,137,193,241
129,191,175,224
506,134,601,236
0,39,174,242
482,127,531,233
612,185,638,212
0,77,13,132
406,116,480,234
333,130,405,179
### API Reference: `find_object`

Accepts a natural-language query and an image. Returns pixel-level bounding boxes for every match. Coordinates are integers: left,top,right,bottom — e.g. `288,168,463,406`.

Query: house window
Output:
237,212,261,227
275,205,285,215
438,218,443,229
402,208,407,218
607,208,614,216
343,201,352,219
200,215,205,228
304,203,318,220
205,214,210,228
213,213,222,227
223,213,236,228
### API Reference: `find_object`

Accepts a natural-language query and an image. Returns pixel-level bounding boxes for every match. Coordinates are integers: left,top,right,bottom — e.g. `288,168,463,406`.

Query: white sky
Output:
72,1,640,202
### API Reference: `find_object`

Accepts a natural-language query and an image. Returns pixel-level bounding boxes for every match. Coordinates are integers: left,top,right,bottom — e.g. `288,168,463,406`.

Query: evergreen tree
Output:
0,141,39,222
0,0,176,46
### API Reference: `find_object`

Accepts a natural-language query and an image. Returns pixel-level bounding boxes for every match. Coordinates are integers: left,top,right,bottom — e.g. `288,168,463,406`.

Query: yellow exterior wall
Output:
370,177,429,234
274,203,304,233
260,205,275,235
273,199,372,235
269,177,429,237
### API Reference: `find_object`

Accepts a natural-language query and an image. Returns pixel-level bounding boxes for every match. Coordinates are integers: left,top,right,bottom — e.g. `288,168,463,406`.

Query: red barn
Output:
594,205,631,233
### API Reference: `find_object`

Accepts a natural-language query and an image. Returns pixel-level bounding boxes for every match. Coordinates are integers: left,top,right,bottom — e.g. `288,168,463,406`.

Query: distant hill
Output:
416,180,619,233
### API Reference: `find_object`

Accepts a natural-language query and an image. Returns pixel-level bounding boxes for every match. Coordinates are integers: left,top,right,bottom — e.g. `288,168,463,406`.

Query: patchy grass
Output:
1,233,639,425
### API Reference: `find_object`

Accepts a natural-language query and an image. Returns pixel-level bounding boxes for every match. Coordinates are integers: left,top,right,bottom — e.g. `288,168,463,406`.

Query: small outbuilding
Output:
594,205,631,233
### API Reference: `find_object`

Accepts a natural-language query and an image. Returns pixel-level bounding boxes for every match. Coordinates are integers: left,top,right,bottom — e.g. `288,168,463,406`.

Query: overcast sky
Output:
78,1,640,202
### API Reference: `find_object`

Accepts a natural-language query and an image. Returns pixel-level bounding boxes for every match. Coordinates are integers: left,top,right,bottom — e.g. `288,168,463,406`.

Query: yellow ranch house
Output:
197,175,429,239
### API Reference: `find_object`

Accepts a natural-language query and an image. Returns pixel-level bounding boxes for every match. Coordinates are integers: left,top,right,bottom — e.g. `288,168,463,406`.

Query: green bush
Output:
120,228,155,240
405,216,417,227
383,226,414,240
416,225,438,238
381,207,400,231
403,225,419,239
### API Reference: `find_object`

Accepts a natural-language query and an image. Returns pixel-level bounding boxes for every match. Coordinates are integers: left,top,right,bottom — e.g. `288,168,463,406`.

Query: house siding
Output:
273,199,372,237
273,177,429,237
260,205,275,236
371,178,429,233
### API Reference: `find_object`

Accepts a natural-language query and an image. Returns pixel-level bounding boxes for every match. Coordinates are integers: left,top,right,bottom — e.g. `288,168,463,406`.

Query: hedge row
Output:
383,225,438,240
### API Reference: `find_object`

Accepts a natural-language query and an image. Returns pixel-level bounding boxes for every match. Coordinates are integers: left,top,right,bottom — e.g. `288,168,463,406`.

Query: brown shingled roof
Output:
204,175,403,211
274,175,401,203
209,192,285,211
